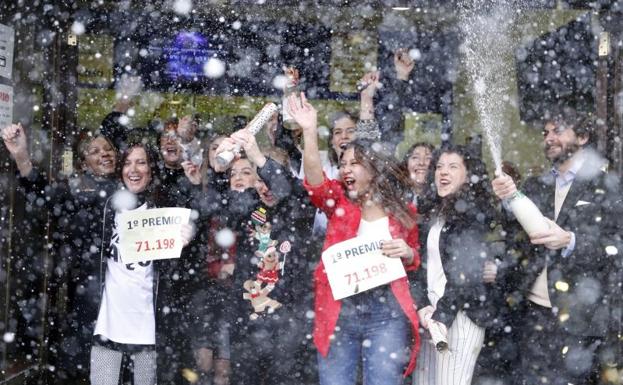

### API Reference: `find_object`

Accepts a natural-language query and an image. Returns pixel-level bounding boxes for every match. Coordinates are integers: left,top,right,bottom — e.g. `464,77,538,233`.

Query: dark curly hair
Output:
341,139,416,229
421,144,496,223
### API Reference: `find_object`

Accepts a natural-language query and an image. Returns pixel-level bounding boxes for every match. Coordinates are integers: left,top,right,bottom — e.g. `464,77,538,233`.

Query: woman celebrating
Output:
91,142,193,385
288,93,421,385
403,142,435,205
412,145,499,385
2,124,119,383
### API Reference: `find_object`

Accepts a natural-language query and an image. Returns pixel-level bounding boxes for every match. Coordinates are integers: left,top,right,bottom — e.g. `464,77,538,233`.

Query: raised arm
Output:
359,71,381,121
287,92,322,186
2,123,33,176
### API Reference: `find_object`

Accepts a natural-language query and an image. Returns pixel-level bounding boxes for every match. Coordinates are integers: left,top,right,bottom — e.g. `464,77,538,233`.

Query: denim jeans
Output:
318,286,409,385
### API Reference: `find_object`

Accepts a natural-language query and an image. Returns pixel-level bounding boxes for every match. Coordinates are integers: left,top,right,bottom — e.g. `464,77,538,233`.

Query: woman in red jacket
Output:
288,93,421,385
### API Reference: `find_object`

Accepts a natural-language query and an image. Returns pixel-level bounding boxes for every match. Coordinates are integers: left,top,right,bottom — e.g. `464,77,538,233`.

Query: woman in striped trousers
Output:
411,145,501,385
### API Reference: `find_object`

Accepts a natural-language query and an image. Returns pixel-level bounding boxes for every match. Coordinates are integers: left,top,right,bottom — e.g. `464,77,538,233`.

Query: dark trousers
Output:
513,300,602,385
229,310,316,385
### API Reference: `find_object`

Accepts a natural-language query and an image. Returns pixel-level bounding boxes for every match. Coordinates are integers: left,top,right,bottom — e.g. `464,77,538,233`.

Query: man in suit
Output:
492,107,622,385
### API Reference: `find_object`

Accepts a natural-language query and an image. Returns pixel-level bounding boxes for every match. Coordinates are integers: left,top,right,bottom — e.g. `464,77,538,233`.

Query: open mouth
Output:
100,159,113,167
438,178,451,187
343,177,356,190
339,143,348,150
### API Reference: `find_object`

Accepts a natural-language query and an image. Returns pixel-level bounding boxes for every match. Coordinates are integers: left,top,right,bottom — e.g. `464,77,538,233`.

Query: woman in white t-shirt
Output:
90,143,193,385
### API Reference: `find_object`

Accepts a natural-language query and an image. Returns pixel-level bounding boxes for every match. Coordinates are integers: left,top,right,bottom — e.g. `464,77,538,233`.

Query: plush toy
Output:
255,243,281,289
242,280,282,320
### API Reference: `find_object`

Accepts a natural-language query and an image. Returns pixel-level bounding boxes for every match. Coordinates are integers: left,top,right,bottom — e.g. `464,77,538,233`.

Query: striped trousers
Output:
413,311,485,385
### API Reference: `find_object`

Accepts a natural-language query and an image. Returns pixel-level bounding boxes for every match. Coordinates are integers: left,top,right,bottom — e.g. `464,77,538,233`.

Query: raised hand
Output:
230,129,266,168
287,92,317,134
394,48,415,81
182,160,202,185
2,123,28,159
491,173,517,200
177,115,194,143
213,137,239,173
2,123,33,175
359,71,381,100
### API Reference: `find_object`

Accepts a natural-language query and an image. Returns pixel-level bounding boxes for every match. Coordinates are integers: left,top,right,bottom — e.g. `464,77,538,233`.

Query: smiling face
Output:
84,136,116,177
122,146,152,194
159,127,182,168
339,147,373,199
434,152,467,198
255,180,277,207
407,145,433,187
331,116,356,159
543,121,587,166
229,158,258,192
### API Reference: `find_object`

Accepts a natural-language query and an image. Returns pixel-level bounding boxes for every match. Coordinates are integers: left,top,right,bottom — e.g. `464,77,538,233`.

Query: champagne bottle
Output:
506,191,550,235
216,103,279,167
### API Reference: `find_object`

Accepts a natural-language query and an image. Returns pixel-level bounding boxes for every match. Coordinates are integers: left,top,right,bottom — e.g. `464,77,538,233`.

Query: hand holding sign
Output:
381,238,414,264
118,207,191,264
321,235,406,300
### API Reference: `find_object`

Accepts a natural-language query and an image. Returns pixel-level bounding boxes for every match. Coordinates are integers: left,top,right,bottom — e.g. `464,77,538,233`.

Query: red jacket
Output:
304,176,421,377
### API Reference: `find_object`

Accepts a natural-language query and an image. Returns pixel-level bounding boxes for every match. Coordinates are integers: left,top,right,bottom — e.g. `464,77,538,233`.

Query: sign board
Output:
321,235,406,300
118,207,191,264
0,84,13,129
0,24,14,79
78,34,114,86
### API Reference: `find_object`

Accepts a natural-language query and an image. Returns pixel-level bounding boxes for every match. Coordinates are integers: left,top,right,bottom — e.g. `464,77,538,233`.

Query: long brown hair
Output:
342,139,416,229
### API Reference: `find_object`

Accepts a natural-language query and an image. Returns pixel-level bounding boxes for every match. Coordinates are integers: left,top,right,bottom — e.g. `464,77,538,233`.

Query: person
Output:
2,123,118,384
189,153,252,385
157,119,198,207
90,142,194,385
100,97,136,151
190,128,316,385
374,47,418,150
491,107,622,385
288,92,421,385
402,142,435,205
411,145,501,385
196,133,230,194
177,114,204,167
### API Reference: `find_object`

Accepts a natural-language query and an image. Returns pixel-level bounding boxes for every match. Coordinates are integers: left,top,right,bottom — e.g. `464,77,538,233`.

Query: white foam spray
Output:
459,2,516,172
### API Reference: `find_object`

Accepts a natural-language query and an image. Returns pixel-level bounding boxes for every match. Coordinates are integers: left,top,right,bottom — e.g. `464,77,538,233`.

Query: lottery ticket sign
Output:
0,24,14,79
321,236,406,300
118,207,191,264
0,84,12,129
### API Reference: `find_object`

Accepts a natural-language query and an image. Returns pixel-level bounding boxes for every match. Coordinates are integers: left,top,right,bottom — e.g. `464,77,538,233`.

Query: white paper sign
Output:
0,24,14,79
321,236,406,300
0,84,12,129
118,207,191,263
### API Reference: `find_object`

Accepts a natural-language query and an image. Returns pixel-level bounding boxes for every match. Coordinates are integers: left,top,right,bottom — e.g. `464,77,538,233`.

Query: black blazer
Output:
412,199,503,329
503,153,622,337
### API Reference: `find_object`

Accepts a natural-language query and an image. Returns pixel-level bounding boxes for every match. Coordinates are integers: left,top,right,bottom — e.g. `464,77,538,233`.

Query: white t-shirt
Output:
94,203,156,345
426,217,447,308
357,216,392,239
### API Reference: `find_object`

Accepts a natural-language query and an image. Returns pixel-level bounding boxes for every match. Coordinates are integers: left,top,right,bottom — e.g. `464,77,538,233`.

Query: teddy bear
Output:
242,280,282,320
255,244,281,290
